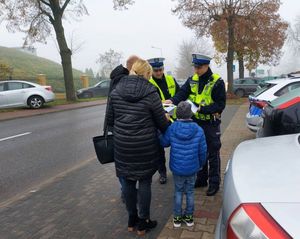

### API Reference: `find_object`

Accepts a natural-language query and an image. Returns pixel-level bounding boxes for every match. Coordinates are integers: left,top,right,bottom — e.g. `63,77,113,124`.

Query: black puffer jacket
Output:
107,75,169,180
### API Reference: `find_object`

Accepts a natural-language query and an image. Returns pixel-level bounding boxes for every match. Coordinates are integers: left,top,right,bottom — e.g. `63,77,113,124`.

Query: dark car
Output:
233,77,262,97
257,88,300,137
76,80,110,99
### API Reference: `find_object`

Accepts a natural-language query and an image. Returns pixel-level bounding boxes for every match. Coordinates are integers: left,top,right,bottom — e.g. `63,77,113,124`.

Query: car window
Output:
0,83,5,92
7,82,23,91
244,79,255,84
100,81,110,88
22,83,34,89
271,88,300,108
251,83,276,97
275,82,300,97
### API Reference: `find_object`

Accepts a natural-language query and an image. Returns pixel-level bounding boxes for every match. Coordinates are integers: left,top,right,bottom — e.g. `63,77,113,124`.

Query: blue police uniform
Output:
170,54,226,196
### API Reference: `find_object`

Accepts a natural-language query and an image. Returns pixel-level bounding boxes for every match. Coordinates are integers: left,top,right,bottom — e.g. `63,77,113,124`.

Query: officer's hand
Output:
197,105,201,112
165,113,171,121
163,99,173,105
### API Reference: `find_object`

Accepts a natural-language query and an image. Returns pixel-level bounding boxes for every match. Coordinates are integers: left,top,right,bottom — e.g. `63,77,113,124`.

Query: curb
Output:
0,100,107,122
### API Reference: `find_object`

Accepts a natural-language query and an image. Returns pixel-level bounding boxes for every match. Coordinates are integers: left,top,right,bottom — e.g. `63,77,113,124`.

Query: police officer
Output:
147,57,180,184
164,54,226,196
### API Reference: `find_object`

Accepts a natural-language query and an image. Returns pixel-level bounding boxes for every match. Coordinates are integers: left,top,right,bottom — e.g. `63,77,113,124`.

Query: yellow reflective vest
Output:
149,75,176,101
188,73,221,121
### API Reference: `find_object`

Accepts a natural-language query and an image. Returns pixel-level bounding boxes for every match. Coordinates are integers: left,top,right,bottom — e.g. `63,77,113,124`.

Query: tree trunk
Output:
237,53,245,79
52,18,76,101
226,16,235,95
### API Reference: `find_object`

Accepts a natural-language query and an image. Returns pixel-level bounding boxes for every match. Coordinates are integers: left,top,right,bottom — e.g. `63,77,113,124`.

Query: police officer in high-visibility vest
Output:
148,57,180,184
164,54,226,196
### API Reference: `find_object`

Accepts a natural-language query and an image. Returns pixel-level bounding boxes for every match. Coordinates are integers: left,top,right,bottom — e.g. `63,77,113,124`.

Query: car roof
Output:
0,80,39,86
265,77,300,84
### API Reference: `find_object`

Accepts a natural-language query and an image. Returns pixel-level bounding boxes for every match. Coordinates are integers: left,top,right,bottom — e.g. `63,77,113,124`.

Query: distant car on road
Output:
0,80,55,109
76,80,110,99
215,133,300,239
257,87,300,137
233,77,262,97
246,77,300,132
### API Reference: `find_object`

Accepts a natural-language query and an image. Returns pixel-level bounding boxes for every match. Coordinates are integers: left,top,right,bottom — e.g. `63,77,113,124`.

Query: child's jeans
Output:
173,174,196,217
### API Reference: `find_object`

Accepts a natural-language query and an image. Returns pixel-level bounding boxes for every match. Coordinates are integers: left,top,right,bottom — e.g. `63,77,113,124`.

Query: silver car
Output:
215,133,300,239
0,80,55,109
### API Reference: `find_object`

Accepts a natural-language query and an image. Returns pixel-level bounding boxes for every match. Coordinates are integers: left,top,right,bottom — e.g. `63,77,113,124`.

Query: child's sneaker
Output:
173,216,182,228
183,215,194,227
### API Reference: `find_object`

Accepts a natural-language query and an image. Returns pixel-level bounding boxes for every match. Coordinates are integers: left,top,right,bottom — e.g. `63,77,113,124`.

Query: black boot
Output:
206,185,219,196
128,214,139,232
137,218,157,236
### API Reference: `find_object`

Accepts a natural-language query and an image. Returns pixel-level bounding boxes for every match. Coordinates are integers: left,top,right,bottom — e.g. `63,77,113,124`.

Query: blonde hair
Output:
130,59,153,80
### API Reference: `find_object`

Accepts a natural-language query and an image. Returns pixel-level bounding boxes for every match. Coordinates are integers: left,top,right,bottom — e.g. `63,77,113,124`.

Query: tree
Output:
210,1,287,78
96,49,123,78
173,0,279,94
176,37,214,79
1,0,88,101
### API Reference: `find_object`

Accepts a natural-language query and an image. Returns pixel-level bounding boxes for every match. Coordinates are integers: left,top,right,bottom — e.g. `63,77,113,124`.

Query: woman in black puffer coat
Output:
107,59,169,235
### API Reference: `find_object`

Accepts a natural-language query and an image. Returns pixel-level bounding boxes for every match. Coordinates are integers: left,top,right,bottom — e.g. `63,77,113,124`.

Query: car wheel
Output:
28,96,44,109
235,89,245,98
83,92,93,98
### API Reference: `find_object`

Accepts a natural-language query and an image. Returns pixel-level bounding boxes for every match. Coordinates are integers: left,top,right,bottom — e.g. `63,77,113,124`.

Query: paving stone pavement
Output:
157,103,255,239
0,159,174,239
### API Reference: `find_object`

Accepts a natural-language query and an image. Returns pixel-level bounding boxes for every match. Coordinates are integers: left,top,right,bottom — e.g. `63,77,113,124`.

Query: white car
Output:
0,80,55,109
246,77,300,132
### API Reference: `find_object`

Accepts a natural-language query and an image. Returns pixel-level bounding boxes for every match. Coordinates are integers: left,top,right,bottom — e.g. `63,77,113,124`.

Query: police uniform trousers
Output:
196,120,222,187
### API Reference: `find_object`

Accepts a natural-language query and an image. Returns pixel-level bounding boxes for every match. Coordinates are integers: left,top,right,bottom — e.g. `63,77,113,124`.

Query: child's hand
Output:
165,113,171,121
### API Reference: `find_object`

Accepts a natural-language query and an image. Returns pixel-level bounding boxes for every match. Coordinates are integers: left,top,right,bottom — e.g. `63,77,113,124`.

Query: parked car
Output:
233,77,263,97
76,80,110,99
215,133,300,239
257,88,300,137
246,77,300,132
0,80,55,109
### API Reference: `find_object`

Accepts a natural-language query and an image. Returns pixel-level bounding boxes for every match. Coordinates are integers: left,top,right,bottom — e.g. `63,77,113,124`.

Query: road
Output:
0,104,238,205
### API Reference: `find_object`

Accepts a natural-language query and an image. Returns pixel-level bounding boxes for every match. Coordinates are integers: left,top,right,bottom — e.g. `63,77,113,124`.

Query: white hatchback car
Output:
0,80,55,109
246,77,300,132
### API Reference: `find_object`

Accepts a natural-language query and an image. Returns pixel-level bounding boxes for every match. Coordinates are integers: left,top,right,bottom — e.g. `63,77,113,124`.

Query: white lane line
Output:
0,132,32,142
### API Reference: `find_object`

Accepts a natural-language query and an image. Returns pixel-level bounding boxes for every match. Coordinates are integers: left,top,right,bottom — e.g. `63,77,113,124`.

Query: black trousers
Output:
158,146,167,176
123,177,152,219
196,121,222,186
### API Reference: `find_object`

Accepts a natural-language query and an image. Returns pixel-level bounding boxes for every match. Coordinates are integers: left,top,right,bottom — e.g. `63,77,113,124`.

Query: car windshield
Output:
270,88,300,108
251,83,276,97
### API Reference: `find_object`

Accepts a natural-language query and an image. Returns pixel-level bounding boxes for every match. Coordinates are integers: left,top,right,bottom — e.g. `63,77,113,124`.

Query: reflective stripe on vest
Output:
188,73,221,120
149,75,176,101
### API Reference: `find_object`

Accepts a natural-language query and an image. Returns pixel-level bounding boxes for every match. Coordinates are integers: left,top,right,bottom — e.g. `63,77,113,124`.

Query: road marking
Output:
0,132,32,142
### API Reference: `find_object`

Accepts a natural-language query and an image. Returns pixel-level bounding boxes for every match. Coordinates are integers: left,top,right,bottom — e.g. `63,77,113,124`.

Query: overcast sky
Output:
0,0,299,79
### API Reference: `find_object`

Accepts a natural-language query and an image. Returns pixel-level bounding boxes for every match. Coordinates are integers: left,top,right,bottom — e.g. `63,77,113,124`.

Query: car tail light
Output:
277,97,300,110
227,203,291,239
254,100,268,109
44,86,53,92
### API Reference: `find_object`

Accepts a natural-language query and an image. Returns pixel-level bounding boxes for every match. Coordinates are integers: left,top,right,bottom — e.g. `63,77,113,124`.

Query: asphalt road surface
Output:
0,104,239,205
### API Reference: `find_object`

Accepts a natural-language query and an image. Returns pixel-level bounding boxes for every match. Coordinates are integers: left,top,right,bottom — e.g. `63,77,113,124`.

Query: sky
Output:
0,0,299,79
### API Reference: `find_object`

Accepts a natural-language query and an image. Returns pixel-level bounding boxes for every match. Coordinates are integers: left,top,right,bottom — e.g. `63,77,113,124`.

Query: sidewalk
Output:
157,103,254,239
0,99,107,121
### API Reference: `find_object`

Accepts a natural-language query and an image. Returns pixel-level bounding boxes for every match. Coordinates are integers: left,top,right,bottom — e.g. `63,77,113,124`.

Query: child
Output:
160,101,207,228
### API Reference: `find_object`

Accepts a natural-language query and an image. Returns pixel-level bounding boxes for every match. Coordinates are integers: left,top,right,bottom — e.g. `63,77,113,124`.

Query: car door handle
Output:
21,91,26,93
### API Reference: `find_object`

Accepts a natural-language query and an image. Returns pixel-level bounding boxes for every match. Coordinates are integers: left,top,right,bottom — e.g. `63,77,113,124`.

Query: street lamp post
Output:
151,46,163,57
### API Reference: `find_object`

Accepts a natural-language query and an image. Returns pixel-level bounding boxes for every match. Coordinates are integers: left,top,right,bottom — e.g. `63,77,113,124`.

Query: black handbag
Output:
93,79,115,164
93,129,114,164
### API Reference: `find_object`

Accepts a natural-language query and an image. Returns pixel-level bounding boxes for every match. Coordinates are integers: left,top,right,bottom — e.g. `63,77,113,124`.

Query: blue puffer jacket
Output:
160,120,207,176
